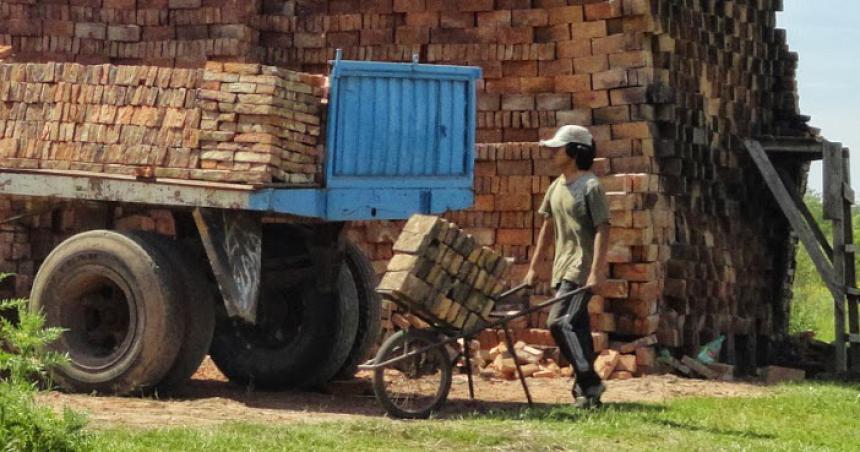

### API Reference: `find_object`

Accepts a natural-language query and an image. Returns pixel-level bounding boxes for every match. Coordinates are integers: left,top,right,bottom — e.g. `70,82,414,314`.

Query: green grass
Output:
88,383,859,452
791,282,835,342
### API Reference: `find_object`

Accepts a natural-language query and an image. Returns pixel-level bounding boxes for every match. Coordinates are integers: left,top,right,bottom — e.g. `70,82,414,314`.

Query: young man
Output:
524,125,611,408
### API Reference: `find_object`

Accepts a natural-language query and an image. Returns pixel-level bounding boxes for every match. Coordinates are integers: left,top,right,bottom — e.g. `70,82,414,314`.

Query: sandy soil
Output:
38,358,773,429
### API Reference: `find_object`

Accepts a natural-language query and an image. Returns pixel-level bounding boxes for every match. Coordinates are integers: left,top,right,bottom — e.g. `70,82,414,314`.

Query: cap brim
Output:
540,138,568,148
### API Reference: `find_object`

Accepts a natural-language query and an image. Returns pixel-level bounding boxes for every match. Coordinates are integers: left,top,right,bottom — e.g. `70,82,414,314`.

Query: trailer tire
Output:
30,231,184,395
141,234,216,393
334,241,382,380
209,265,358,389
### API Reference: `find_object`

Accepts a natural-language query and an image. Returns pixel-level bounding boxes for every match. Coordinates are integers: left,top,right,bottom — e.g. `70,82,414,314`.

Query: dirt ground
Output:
39,358,773,429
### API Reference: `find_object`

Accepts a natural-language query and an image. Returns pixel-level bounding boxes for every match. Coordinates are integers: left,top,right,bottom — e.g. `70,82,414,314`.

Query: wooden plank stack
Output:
377,214,512,332
0,61,326,185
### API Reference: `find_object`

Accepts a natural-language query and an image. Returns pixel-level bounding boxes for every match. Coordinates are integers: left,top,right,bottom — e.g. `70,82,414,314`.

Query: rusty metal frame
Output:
193,208,262,323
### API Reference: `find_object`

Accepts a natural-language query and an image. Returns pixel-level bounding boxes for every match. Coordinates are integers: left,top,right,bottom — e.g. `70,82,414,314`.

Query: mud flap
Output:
193,208,262,323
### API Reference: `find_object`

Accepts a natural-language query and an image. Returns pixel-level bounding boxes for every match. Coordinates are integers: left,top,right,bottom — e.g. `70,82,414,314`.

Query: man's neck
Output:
561,166,586,183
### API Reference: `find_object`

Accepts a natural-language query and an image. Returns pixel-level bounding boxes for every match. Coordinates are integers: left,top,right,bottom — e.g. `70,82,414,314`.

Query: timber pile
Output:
0,61,326,184
377,214,512,332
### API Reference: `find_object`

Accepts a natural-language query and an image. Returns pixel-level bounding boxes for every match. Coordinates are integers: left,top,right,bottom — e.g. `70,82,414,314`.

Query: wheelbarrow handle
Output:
494,282,531,302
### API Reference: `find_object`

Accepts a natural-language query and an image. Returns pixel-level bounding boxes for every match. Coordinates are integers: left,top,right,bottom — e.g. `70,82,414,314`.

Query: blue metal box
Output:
260,59,482,220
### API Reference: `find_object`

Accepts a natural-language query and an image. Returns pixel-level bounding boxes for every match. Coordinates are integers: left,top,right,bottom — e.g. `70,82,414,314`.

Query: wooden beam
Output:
756,137,825,160
823,142,845,220
824,142,848,373
839,146,860,372
744,140,842,299
775,167,833,261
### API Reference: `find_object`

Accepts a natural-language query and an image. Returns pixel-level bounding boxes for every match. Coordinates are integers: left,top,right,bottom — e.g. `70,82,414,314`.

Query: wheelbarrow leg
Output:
463,339,476,400
502,326,533,406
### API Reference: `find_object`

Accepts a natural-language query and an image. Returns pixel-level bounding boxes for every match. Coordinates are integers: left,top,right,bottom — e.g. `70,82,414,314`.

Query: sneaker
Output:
583,382,605,401
572,383,605,409
573,396,597,409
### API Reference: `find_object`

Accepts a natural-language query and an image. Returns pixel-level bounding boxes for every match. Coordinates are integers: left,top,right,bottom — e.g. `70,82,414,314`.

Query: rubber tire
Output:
209,265,359,389
30,230,184,395
334,241,382,380
372,330,453,419
141,234,216,393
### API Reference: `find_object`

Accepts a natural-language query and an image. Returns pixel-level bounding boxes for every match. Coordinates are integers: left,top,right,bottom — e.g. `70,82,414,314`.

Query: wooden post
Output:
840,147,860,372
824,142,848,373
745,141,841,297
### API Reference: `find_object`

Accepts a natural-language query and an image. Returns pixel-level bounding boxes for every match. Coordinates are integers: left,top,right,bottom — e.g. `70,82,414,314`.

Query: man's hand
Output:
585,270,605,290
524,268,537,287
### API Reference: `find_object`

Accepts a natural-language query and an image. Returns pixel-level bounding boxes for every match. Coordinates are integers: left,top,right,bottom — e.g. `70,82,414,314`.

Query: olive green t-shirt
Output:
538,172,610,287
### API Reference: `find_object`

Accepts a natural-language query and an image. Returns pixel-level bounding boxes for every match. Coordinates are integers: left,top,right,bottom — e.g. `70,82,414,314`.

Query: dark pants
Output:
547,280,601,394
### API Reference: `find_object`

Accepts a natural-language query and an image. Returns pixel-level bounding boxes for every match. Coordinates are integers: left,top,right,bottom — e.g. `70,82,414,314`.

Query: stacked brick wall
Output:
0,0,259,67
0,1,811,365
649,0,809,354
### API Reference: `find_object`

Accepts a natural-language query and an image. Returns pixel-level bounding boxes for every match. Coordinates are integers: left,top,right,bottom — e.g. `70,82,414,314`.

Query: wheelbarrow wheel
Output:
372,330,453,419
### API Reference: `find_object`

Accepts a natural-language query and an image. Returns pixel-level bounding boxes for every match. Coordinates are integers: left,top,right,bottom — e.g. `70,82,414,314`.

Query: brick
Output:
108,25,141,42
496,228,532,245
554,74,591,93
75,23,106,40
169,0,201,8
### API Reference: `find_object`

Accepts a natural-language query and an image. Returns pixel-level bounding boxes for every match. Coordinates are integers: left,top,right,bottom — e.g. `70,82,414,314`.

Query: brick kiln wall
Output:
0,1,810,362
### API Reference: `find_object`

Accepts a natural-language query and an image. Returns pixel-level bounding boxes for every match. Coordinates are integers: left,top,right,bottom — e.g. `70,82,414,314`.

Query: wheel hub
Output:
60,272,136,372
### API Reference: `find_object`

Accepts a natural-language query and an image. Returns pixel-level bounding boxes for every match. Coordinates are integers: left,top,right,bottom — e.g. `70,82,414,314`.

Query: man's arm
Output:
525,218,553,286
586,223,610,289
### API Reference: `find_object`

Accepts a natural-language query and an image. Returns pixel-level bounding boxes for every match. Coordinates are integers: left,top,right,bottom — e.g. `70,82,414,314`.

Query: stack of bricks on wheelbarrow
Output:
0,61,326,184
1,0,815,374
377,214,513,333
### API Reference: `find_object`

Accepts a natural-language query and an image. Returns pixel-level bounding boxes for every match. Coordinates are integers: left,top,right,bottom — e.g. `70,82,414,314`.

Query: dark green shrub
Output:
0,279,90,452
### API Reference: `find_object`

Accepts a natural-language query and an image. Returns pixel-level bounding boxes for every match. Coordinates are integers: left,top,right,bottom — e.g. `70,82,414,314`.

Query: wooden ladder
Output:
745,138,860,374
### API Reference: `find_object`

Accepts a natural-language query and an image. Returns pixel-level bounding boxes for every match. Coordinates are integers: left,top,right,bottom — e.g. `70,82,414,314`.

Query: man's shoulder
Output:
572,172,602,192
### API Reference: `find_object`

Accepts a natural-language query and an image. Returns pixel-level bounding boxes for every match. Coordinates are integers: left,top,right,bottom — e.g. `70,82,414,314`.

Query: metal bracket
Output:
193,208,262,323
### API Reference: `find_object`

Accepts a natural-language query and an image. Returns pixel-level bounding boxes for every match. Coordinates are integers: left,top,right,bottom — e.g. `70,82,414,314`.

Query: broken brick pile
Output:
469,329,658,380
0,61,326,184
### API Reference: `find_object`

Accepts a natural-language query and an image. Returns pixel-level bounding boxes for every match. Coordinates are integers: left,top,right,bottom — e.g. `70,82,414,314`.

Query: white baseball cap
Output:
540,125,593,148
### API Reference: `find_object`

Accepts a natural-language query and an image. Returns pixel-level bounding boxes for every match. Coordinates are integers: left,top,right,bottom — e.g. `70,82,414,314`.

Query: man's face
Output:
551,146,572,169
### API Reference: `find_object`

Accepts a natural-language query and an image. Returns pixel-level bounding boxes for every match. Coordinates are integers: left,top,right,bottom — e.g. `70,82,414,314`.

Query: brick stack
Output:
0,62,202,177
0,0,259,67
647,0,811,359
197,62,326,184
1,1,814,373
315,0,808,368
377,214,512,332
0,61,325,184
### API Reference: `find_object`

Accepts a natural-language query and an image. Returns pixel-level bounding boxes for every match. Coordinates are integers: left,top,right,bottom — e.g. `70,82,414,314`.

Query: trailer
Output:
0,58,481,394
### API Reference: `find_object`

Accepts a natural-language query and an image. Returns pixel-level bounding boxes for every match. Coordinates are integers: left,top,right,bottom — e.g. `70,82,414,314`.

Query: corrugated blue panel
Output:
326,60,482,189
